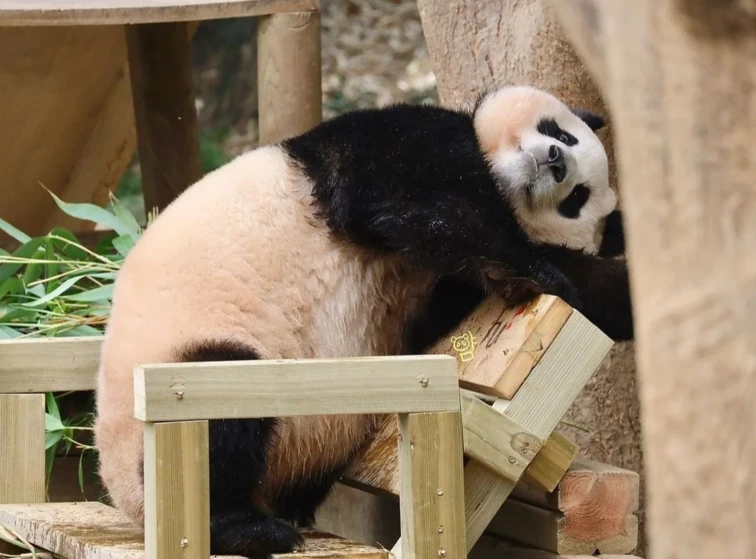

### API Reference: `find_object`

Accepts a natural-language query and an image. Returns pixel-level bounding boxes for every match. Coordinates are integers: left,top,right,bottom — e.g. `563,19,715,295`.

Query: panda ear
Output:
572,108,606,132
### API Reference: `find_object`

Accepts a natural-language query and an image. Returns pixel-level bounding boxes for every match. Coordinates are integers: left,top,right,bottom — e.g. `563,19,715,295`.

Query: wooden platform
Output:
0,0,319,26
0,502,388,559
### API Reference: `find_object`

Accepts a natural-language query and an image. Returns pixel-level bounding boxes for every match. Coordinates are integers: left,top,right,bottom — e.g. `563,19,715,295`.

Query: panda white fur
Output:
93,85,632,557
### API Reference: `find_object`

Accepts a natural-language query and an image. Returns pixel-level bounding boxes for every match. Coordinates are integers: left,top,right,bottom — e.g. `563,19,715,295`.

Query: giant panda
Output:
93,85,632,557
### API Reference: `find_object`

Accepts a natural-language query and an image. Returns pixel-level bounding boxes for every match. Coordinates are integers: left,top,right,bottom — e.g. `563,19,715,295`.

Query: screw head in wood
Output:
437,489,444,496
180,538,189,548
175,390,185,400
419,376,430,387
437,526,444,533
438,549,446,557
508,456,516,464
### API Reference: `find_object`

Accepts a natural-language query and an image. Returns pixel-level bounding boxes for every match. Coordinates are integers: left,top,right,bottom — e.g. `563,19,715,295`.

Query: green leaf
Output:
0,215,31,244
46,413,64,433
44,187,133,236
0,325,22,339
110,197,142,242
0,277,23,299
0,307,39,324
21,274,91,308
63,284,113,303
112,234,135,257
49,227,88,260
46,393,61,421
58,325,103,337
22,262,43,286
78,452,86,497
45,429,63,450
0,237,45,283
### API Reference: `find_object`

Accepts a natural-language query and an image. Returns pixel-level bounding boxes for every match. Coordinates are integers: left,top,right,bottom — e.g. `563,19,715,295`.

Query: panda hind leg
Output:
175,340,304,557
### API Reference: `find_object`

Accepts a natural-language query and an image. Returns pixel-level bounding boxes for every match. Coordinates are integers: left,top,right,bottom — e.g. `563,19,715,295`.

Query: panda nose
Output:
547,145,567,183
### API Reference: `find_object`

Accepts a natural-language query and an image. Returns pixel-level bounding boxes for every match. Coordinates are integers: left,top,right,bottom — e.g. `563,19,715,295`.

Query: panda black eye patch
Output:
558,184,590,219
537,118,578,146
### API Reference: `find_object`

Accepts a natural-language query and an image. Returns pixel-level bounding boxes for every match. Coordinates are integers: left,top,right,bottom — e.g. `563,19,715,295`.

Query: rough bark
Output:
415,1,645,553
548,2,756,558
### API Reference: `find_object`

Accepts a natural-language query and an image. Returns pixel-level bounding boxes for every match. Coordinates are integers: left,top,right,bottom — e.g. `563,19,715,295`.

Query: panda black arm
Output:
540,244,634,341
598,209,626,257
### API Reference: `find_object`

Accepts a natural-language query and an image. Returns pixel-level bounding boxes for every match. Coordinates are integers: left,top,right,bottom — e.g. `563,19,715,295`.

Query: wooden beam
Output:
0,0,320,26
426,296,573,399
134,355,459,421
398,412,465,559
0,394,45,504
0,337,100,393
461,392,543,484
143,420,209,559
257,10,322,144
474,534,642,559
125,21,202,213
521,431,579,493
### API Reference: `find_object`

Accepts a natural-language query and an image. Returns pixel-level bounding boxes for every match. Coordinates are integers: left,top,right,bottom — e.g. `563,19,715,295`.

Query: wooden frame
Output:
136,355,464,559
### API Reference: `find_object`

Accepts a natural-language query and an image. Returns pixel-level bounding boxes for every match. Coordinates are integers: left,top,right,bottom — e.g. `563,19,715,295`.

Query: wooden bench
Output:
0,292,643,559
0,0,321,236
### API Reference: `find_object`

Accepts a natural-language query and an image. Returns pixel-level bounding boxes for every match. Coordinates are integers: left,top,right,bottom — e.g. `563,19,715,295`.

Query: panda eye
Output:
558,133,569,144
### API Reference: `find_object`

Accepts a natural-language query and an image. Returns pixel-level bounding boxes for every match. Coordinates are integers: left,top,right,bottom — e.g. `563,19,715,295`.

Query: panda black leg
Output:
175,340,304,557
208,417,304,557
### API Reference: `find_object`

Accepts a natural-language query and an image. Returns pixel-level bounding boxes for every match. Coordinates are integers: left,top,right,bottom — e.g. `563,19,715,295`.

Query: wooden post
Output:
547,2,756,558
398,412,465,559
125,22,202,214
143,420,210,559
0,394,45,505
257,11,322,144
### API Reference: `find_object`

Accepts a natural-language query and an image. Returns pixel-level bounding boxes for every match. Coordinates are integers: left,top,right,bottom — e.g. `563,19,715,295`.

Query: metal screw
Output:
175,390,185,400
437,489,444,496
438,549,446,557
180,538,189,548
508,456,516,464
419,376,430,387
437,526,444,533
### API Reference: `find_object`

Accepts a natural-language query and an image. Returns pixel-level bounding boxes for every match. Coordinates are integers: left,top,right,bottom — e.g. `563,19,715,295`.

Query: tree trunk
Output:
548,2,756,558
415,0,645,553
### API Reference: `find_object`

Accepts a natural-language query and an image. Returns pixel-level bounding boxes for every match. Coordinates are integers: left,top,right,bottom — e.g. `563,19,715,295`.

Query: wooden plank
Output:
143,421,209,559
521,431,579,493
125,21,202,213
507,458,641,555
458,311,612,553
0,337,100,393
0,394,45,504
0,502,388,559
487,499,638,556
426,295,573,399
134,355,460,421
398,412,465,559
0,0,320,26
342,407,577,498
257,10,322,144
474,534,642,559
461,392,542,484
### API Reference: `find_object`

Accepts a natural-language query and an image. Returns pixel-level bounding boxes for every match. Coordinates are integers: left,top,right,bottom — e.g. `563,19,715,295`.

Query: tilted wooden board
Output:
0,502,388,559
425,295,573,399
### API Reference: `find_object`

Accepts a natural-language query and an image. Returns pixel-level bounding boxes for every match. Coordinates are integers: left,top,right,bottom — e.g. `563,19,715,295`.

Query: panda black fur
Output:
93,86,633,558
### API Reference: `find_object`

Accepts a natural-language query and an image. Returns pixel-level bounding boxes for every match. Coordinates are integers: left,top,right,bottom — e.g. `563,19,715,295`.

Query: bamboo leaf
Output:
0,237,45,283
0,325,22,339
63,284,114,303
44,187,132,236
0,215,31,244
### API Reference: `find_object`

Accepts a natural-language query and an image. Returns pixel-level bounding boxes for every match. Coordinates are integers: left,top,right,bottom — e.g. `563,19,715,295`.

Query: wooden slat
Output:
0,0,320,26
520,431,579,493
507,458,641,555
458,311,613,553
487,499,638,556
125,21,201,213
134,355,460,421
474,534,642,559
0,337,100,393
398,412,465,559
0,502,388,559
143,421,209,559
257,10,322,144
0,394,45,504
426,295,573,399
461,392,542,484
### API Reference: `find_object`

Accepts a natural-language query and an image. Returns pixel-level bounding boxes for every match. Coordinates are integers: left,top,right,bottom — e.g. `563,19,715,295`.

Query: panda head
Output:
472,86,617,254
